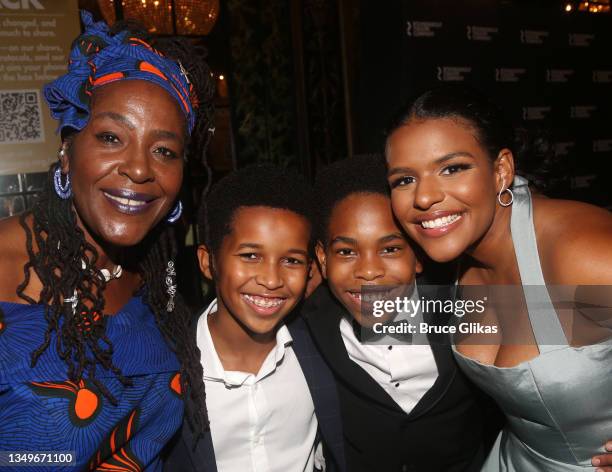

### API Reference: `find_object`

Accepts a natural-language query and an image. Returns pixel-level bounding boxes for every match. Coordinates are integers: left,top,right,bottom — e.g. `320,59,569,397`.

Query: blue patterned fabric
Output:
0,297,184,471
43,10,196,136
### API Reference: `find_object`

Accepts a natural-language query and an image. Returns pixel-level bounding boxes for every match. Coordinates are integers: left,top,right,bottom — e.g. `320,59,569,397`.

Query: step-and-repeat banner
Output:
356,0,612,206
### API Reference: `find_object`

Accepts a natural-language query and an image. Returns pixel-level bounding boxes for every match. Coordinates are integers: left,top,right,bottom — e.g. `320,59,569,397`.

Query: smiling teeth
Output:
421,214,462,229
104,192,147,207
243,294,285,308
349,291,391,302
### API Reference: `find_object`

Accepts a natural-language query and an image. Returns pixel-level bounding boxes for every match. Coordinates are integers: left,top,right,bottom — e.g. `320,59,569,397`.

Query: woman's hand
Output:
592,441,612,471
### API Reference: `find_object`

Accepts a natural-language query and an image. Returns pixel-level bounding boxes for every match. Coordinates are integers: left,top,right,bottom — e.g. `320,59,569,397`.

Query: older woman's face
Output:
63,80,186,247
386,118,498,263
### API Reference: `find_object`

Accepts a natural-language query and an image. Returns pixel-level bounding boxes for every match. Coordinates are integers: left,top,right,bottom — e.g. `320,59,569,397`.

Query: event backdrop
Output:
353,0,612,206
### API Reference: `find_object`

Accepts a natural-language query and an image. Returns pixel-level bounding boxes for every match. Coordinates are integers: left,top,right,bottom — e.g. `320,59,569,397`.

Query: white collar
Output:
197,298,293,388
340,282,423,345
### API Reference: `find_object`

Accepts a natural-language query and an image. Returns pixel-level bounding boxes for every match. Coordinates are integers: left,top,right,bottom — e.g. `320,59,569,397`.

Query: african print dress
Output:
0,296,184,471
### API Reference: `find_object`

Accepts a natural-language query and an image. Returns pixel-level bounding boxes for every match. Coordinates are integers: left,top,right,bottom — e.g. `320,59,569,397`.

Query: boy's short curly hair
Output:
198,164,313,254
313,155,389,245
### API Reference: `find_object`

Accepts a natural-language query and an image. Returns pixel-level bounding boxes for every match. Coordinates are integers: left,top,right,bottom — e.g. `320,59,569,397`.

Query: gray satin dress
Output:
453,176,612,471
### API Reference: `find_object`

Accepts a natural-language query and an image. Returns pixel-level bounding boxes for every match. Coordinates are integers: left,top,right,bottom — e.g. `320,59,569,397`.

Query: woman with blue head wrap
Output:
0,12,213,470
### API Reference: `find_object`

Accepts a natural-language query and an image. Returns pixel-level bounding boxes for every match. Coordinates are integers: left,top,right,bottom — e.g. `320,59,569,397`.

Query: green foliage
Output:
227,0,298,168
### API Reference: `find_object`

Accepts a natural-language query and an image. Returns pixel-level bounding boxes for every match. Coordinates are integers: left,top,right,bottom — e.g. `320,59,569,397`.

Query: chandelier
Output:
564,0,610,13
97,0,220,35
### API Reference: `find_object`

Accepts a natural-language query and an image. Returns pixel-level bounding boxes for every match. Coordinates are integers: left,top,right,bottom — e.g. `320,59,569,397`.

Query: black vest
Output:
302,283,499,472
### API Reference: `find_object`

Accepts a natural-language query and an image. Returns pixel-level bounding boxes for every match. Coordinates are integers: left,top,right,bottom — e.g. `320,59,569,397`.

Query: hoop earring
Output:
53,165,72,200
497,181,514,207
166,200,182,224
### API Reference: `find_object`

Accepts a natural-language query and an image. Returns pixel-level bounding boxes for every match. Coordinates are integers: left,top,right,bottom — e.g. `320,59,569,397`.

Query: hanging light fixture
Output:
576,0,611,13
97,0,220,35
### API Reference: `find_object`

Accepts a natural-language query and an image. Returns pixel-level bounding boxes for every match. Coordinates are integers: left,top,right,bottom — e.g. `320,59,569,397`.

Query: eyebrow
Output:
92,112,183,143
331,234,404,245
152,129,183,144
237,243,308,257
237,243,263,250
387,151,475,176
379,233,405,243
286,249,309,257
92,111,135,130
330,236,357,245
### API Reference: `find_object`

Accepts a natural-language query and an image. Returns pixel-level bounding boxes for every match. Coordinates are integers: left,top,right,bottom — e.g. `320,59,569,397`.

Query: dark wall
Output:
352,0,612,206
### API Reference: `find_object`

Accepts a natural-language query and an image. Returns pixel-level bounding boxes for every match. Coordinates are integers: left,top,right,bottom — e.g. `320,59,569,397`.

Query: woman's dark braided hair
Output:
16,20,214,439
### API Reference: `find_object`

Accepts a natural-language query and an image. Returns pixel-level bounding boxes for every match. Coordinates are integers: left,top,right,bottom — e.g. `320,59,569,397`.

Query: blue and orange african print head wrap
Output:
44,11,197,135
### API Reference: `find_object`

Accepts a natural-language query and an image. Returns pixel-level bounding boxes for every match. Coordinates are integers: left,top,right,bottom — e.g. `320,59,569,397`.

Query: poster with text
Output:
0,0,79,175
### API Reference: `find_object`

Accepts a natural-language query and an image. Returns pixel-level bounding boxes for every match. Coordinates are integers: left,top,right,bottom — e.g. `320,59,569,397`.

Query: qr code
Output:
0,89,45,144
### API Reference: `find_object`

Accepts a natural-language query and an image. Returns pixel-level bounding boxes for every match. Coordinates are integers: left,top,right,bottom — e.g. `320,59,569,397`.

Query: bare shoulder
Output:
532,197,612,285
0,215,33,302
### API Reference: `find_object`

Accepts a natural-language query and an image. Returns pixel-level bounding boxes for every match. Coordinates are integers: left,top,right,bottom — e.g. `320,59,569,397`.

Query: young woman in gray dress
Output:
384,86,612,471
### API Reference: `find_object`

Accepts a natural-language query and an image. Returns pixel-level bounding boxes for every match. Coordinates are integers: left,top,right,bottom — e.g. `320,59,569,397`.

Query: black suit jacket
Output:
302,284,494,472
163,313,346,472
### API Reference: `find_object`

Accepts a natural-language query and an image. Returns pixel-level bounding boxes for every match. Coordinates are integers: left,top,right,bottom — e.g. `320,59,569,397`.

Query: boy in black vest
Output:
302,155,496,472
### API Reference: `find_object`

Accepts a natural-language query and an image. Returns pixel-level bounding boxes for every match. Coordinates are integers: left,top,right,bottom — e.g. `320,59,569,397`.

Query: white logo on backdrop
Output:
593,139,612,152
546,69,575,83
554,142,575,156
570,106,596,119
437,66,471,81
571,175,596,189
522,107,551,120
569,33,594,47
495,68,526,82
520,30,549,44
593,70,612,83
467,26,498,41
406,21,443,38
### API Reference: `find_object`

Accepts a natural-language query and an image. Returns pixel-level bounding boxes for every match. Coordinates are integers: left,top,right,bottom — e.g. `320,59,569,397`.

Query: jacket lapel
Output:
303,287,406,414
288,313,346,472
178,394,218,472
406,282,458,420
182,310,218,472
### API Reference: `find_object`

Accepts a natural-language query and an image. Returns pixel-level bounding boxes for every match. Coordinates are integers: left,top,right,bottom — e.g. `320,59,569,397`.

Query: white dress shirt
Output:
339,287,439,414
197,299,319,472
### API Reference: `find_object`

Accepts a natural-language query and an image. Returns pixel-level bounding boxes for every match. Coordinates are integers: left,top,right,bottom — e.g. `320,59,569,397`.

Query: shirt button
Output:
388,345,393,350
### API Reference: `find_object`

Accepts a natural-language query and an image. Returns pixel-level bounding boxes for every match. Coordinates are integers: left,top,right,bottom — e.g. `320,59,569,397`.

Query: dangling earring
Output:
166,200,182,224
497,179,514,207
165,260,177,312
53,164,72,200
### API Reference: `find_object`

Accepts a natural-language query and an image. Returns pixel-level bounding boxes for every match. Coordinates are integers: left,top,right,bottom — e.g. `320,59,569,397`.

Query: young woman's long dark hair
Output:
16,23,214,439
